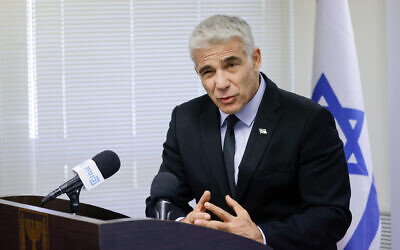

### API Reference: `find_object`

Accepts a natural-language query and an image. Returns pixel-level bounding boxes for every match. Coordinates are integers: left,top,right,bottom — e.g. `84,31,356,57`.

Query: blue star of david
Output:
311,73,368,176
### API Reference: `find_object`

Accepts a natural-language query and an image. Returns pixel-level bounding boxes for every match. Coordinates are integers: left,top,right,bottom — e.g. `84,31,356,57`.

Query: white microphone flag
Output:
73,159,105,191
311,0,380,249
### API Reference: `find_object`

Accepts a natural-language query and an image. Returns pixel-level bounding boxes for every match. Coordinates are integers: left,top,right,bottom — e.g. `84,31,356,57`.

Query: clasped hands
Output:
181,190,264,244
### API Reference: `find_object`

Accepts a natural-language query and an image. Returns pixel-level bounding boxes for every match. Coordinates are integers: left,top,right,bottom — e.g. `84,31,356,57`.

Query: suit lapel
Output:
200,104,232,197
235,75,281,201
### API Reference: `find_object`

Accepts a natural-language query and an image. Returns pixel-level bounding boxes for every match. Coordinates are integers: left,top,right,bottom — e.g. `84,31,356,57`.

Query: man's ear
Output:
252,47,261,71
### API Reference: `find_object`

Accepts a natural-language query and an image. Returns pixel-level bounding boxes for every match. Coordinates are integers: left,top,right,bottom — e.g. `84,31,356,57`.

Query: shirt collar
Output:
220,73,266,127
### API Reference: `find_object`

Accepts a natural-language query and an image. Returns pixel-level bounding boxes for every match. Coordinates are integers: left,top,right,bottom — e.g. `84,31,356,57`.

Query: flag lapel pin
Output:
259,128,268,135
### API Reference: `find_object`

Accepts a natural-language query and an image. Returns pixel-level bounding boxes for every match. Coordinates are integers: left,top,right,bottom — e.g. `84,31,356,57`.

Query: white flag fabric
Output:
311,0,381,249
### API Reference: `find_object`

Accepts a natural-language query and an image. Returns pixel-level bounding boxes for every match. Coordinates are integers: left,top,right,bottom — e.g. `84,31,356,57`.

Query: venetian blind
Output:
0,0,293,217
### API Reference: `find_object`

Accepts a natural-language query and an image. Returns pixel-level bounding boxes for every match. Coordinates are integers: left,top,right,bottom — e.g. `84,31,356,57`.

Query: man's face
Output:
193,38,261,114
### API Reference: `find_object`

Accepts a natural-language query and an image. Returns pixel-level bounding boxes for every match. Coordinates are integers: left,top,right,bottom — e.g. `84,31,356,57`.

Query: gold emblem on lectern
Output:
18,208,49,250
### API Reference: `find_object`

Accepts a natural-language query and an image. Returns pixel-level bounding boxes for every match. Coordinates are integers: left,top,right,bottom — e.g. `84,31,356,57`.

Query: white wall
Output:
386,0,400,248
293,0,390,212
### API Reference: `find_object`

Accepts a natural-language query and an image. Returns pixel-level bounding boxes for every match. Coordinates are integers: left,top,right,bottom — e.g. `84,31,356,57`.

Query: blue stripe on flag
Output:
344,181,380,249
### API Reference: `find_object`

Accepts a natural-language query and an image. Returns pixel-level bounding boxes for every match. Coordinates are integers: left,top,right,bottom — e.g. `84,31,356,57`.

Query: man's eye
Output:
202,71,212,76
227,62,238,68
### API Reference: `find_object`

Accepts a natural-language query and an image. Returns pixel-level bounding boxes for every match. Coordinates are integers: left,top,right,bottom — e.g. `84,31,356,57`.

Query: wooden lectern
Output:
0,196,269,250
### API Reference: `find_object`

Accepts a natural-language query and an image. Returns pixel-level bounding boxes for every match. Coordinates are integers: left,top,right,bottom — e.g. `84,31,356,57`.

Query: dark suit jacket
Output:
146,73,351,250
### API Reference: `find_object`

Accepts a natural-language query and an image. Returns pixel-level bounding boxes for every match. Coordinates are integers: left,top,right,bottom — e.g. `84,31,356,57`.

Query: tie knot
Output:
226,115,239,129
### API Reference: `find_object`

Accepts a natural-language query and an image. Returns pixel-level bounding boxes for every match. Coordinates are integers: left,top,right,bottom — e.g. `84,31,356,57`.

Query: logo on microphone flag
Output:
73,159,105,191
311,0,380,249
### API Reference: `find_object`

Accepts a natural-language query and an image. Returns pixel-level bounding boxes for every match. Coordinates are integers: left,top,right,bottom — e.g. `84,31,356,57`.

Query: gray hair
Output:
189,15,255,62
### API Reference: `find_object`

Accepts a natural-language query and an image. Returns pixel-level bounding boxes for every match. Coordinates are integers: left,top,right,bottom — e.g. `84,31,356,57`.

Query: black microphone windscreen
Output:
150,172,179,201
92,150,120,179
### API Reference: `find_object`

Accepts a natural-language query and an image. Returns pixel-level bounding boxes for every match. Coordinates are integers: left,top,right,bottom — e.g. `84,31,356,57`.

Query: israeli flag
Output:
311,0,381,249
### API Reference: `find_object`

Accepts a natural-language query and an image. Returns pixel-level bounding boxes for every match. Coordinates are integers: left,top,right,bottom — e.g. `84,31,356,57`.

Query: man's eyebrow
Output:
222,56,242,63
198,56,241,74
198,65,213,74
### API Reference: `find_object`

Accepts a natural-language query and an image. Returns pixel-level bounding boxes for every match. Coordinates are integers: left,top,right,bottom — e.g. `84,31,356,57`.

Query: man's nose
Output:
214,70,230,89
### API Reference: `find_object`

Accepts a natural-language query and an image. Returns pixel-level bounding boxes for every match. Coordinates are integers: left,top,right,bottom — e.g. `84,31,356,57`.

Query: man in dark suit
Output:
146,15,351,249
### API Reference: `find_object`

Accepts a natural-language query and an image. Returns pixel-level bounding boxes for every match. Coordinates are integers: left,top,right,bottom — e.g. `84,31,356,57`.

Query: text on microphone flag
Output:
73,159,105,191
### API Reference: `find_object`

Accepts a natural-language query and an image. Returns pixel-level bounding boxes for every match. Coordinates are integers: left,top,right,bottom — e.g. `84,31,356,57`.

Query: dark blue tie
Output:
223,115,239,195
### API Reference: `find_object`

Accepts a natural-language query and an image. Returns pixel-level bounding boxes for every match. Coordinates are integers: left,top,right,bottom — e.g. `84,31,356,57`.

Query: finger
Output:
204,201,234,222
194,190,211,212
194,219,229,232
183,211,211,224
225,195,246,217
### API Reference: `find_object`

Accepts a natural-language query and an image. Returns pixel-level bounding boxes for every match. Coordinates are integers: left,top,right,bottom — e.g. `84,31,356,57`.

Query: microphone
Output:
150,172,179,220
41,150,120,204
